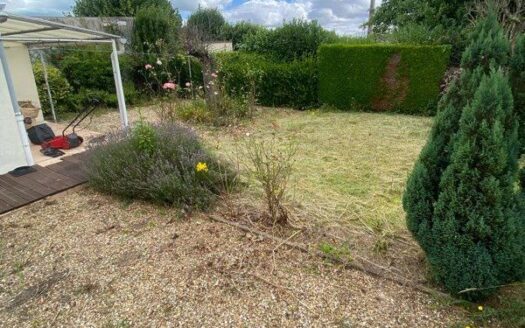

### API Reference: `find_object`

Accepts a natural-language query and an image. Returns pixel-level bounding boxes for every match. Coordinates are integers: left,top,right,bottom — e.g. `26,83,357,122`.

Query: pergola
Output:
0,11,129,170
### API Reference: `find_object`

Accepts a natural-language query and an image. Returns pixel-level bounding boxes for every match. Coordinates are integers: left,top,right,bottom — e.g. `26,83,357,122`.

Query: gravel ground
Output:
0,189,472,327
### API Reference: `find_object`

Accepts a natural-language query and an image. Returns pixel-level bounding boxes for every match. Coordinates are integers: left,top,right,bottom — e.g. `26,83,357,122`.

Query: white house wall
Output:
4,43,44,124
0,50,27,174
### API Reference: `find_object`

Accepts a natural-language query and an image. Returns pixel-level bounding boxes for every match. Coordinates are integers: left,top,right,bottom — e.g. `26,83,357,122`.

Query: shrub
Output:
66,88,117,109
58,47,134,92
217,52,318,109
319,43,451,115
54,48,137,109
138,54,203,95
32,61,72,116
403,11,524,301
177,94,251,126
132,5,182,55
87,122,235,209
239,19,337,61
243,136,296,225
177,99,210,123
221,22,265,50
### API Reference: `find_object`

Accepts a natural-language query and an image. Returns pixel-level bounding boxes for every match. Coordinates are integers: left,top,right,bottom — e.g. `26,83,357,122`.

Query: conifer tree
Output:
431,69,523,300
404,11,511,250
403,11,524,300
511,34,525,151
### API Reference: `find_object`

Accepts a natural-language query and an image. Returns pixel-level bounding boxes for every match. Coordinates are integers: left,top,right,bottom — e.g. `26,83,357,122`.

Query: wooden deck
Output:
0,152,90,215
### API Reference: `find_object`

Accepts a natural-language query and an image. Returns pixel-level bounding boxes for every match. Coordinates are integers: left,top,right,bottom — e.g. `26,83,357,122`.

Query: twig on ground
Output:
208,214,451,299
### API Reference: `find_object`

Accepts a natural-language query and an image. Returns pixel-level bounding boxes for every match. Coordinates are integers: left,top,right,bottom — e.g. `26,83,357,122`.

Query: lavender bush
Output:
87,122,235,210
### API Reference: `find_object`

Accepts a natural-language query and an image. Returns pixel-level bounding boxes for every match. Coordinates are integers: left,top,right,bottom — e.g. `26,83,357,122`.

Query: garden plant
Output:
404,11,525,301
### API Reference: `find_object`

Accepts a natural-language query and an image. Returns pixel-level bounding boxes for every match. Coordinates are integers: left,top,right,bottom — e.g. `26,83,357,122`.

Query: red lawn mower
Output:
41,101,98,151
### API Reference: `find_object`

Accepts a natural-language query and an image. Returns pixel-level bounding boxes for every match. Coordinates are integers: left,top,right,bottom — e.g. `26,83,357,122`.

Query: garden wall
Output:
318,44,451,114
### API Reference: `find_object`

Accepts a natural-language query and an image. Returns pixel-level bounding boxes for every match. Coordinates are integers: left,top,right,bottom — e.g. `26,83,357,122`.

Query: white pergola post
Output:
110,39,128,128
0,34,34,167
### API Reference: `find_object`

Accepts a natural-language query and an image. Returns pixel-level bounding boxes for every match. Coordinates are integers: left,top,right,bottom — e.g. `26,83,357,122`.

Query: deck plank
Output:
0,152,89,215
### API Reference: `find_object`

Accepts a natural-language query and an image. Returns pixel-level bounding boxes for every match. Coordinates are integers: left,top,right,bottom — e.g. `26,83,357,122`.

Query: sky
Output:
3,0,381,35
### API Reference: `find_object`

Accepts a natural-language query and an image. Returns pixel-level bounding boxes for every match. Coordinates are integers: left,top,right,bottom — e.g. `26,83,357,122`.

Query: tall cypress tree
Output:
404,11,511,251
403,11,524,300
431,69,523,300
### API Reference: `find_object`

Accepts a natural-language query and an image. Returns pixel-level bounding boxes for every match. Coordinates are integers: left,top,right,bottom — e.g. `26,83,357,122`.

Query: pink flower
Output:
145,64,153,70
162,82,177,90
185,82,191,87
211,73,218,78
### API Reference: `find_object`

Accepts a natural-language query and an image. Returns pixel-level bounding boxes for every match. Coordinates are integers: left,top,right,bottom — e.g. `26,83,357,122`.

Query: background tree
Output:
132,5,182,55
371,0,525,63
371,0,473,59
221,22,264,50
239,19,338,61
72,0,175,16
186,7,226,40
403,11,524,300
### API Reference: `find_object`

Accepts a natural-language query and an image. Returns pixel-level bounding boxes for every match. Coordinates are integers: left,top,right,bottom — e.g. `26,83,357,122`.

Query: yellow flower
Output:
478,305,483,311
196,162,208,173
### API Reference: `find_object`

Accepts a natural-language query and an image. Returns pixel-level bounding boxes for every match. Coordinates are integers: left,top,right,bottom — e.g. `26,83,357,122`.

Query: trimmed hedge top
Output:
319,43,451,115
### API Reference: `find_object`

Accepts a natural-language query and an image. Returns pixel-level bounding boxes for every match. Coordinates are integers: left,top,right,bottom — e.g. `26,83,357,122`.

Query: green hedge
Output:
217,52,318,109
319,44,451,114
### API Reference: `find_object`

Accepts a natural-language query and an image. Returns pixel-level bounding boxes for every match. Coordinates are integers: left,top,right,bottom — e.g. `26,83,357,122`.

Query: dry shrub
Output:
242,135,296,225
155,100,178,123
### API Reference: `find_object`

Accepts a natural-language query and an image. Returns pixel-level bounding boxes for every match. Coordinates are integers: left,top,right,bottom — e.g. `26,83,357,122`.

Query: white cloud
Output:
5,0,73,16
306,0,374,35
172,0,233,12
223,0,378,35
224,0,309,27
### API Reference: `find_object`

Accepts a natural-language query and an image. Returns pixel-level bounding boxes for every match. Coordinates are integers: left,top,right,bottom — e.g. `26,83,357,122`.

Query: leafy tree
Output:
403,11,524,300
371,0,474,62
239,19,337,61
221,22,264,50
72,0,175,16
132,5,182,54
186,7,226,40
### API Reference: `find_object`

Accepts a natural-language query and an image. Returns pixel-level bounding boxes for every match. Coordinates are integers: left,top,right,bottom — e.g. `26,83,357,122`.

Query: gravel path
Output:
0,189,471,327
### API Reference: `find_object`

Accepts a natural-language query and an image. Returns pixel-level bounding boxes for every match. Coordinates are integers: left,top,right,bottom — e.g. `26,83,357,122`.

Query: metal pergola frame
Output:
0,12,129,168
